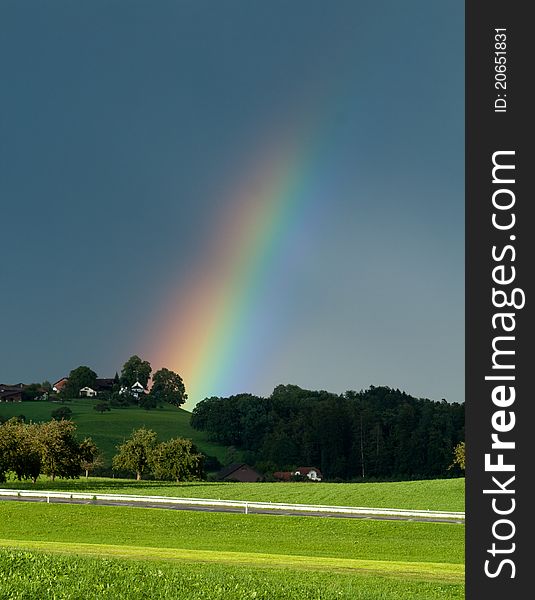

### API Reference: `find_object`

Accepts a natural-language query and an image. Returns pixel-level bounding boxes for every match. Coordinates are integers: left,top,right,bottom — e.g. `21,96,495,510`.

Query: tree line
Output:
0,418,100,482
112,427,204,481
0,419,204,483
191,385,465,481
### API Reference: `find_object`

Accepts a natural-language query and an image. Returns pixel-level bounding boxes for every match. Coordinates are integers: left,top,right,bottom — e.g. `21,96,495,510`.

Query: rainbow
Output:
147,110,336,406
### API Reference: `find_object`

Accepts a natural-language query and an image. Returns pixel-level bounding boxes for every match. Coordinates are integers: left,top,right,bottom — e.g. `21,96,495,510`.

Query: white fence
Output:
0,489,464,521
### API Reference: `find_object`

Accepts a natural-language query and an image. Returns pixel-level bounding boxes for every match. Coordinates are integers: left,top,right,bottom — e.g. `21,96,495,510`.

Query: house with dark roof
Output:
95,378,115,392
78,378,116,398
217,463,263,483
273,467,323,482
0,385,23,402
294,466,322,481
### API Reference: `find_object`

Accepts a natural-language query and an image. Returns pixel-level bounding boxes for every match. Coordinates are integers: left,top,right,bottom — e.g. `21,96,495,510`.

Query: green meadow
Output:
0,549,464,600
0,400,229,465
0,502,463,562
0,502,464,599
1,402,465,597
1,476,465,512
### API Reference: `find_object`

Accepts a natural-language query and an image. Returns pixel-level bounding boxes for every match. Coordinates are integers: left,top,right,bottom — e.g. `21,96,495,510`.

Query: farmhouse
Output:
79,386,98,398
95,378,115,392
295,466,322,481
130,381,145,398
217,463,263,483
274,467,323,482
118,380,146,399
79,379,116,397
0,385,23,403
52,378,69,394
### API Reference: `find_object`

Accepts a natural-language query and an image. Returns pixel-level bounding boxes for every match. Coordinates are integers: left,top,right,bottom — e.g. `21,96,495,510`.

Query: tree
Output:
112,372,121,392
109,391,129,408
450,441,465,472
51,406,72,421
79,437,103,478
37,420,83,481
21,383,43,401
120,355,152,388
94,402,111,414
62,366,97,399
112,428,157,480
138,394,158,410
150,368,187,407
0,419,41,483
0,419,19,482
151,438,204,482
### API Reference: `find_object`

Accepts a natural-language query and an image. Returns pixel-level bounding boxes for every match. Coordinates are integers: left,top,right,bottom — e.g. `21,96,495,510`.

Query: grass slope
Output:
0,539,464,580
0,503,464,565
0,499,464,598
1,476,465,512
0,549,465,599
0,400,229,465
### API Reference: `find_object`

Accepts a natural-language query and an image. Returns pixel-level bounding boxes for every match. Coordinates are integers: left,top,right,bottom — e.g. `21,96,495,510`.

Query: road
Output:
0,494,464,524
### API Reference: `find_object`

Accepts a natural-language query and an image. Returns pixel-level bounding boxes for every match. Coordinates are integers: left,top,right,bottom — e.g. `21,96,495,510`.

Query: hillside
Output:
0,400,230,466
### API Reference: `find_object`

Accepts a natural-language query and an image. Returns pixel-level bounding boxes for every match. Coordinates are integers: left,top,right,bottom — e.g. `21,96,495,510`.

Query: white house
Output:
119,381,146,399
79,387,98,398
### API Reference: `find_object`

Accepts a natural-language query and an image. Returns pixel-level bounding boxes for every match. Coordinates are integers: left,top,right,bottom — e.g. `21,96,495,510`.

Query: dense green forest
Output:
191,385,464,480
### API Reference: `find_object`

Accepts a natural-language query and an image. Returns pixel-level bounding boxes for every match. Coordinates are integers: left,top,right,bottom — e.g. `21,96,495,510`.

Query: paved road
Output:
0,495,464,524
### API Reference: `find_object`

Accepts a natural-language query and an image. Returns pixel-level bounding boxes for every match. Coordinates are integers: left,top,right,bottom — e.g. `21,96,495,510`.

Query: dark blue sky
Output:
0,1,464,405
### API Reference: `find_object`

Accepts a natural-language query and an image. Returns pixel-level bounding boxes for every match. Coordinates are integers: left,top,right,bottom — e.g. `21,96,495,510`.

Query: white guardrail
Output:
0,489,465,521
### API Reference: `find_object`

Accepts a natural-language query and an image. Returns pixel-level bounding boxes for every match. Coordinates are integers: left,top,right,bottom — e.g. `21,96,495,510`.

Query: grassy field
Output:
0,502,464,563
0,400,229,465
0,501,464,598
0,549,465,599
1,476,465,511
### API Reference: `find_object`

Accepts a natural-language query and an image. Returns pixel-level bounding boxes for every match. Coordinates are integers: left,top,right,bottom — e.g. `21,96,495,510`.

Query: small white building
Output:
79,387,98,398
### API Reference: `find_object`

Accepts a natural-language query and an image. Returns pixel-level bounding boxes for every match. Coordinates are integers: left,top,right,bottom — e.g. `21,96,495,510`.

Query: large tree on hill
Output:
150,368,187,407
112,427,157,480
120,355,152,388
62,366,97,398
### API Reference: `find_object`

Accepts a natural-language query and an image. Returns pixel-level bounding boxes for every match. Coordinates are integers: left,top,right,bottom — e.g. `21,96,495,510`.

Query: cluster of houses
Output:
0,378,148,403
274,466,323,482
218,463,322,483
52,377,147,399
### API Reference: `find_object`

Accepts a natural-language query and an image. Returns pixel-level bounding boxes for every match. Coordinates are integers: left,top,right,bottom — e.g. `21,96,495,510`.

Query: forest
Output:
191,385,465,480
